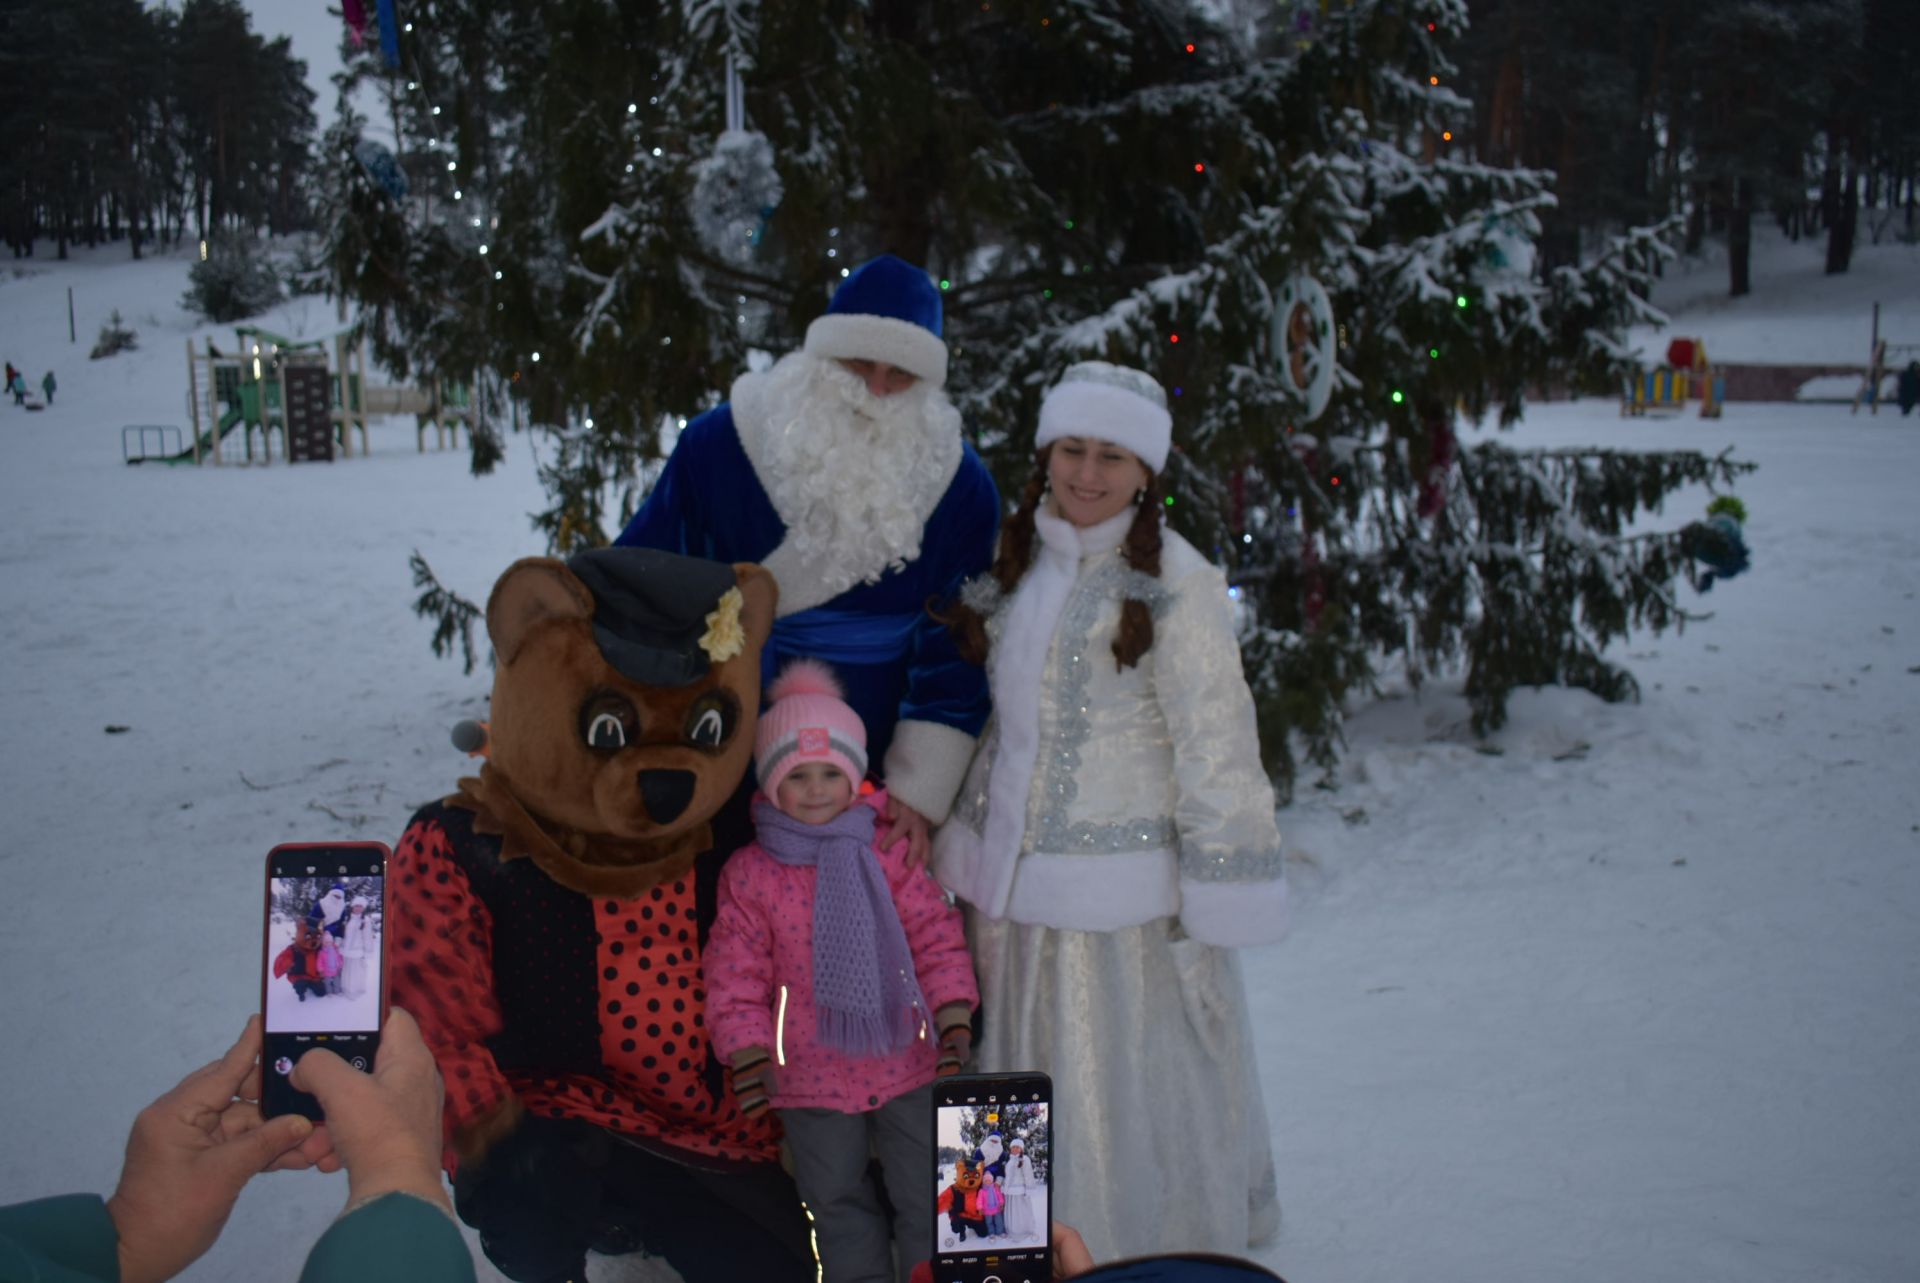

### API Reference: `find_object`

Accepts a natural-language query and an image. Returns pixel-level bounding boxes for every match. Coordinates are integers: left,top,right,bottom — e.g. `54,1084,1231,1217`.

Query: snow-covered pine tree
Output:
325,0,1750,795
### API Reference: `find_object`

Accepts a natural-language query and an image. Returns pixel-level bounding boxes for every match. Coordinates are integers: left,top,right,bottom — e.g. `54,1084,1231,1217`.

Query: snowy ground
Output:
1627,224,1920,367
3,241,1918,1282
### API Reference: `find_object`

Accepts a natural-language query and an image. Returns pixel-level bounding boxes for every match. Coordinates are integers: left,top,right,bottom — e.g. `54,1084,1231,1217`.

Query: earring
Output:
1135,487,1147,503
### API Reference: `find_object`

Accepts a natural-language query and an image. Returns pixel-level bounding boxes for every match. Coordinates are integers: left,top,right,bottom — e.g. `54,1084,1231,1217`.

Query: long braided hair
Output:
943,443,1165,670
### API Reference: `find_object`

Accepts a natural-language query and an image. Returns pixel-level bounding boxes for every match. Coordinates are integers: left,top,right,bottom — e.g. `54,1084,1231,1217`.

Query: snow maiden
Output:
934,361,1289,1260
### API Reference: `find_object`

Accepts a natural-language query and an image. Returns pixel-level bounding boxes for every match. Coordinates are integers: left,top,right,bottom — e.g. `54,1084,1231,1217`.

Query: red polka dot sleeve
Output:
389,816,512,1136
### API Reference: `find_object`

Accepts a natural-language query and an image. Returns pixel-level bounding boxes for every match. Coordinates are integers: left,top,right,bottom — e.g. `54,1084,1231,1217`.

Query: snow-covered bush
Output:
88,310,139,360
182,233,284,322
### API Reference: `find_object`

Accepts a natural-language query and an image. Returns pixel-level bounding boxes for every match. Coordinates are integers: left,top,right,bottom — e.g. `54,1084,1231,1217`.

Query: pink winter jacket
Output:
705,789,979,1112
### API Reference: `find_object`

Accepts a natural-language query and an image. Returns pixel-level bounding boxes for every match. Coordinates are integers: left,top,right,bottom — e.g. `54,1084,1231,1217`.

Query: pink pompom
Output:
767,658,846,704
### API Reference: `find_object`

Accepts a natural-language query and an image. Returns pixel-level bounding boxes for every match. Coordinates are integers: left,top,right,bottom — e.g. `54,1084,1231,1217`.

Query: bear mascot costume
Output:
936,1155,990,1247
388,547,816,1283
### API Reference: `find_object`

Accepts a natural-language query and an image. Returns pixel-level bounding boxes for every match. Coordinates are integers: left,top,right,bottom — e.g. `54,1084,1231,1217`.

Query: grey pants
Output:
779,1083,934,1283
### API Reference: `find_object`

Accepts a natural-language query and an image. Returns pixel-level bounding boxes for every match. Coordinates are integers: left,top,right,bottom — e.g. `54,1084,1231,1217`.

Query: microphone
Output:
450,719,490,757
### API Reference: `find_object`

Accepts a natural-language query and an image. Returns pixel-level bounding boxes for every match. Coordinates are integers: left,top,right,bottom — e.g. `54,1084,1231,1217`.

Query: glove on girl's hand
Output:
936,1007,974,1077
730,1048,778,1116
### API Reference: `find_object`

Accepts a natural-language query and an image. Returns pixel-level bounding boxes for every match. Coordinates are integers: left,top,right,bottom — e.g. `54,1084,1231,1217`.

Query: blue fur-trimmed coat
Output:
614,400,998,823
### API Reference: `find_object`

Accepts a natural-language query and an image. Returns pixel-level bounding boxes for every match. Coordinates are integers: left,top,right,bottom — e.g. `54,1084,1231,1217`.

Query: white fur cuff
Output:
804,314,950,387
1003,849,1181,931
1179,874,1290,949
883,719,979,825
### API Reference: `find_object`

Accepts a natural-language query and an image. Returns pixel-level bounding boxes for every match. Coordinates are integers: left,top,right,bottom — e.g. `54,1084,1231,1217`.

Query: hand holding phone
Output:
290,1007,452,1214
104,1016,321,1283
261,843,392,1121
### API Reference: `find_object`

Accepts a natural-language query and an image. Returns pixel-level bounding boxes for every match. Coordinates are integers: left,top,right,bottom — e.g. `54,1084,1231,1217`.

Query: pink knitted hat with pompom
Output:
754,659,869,795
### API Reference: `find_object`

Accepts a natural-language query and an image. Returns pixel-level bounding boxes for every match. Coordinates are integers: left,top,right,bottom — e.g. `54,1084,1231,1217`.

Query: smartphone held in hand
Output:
260,842,391,1120
933,1071,1053,1283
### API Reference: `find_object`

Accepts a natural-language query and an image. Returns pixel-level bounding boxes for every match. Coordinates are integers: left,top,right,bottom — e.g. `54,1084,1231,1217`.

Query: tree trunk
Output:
1727,178,1751,297
1826,161,1856,274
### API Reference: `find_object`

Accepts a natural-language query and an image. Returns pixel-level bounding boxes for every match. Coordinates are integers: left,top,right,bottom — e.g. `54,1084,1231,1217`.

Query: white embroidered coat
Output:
933,506,1288,948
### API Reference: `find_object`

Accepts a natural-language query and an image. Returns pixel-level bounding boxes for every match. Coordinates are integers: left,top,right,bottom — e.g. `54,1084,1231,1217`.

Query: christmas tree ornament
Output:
689,48,782,265
1475,213,1537,285
353,140,409,201
1271,272,1336,422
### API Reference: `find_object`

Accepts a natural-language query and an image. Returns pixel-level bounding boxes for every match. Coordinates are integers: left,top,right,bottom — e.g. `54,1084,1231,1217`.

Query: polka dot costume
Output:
390,801,778,1168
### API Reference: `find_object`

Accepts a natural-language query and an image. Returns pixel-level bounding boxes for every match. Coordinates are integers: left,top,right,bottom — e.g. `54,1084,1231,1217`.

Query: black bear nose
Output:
638,769,696,824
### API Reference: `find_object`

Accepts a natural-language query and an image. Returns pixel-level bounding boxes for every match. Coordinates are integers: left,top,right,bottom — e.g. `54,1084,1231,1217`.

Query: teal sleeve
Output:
0,1194,121,1283
297,1193,475,1283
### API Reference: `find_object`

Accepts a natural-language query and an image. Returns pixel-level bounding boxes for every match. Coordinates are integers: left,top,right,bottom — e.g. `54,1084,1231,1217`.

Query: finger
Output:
217,1100,266,1143
238,1059,262,1105
289,1046,352,1098
180,1015,268,1110
291,1123,339,1169
376,1007,431,1073
211,1112,313,1183
1052,1223,1096,1276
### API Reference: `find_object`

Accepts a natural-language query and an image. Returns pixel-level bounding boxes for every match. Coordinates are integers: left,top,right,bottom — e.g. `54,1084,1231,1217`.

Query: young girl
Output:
934,361,1289,1260
339,894,376,998
706,660,979,1283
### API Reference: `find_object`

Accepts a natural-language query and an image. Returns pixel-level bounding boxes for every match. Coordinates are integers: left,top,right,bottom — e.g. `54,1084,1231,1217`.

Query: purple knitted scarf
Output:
752,799,928,1058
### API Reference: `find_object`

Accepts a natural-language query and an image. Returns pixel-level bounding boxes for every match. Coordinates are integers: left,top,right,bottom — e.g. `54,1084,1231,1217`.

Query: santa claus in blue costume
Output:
616,254,999,852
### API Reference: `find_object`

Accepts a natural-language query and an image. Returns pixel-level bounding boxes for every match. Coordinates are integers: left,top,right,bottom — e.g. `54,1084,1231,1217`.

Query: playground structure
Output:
125,327,474,465
1621,336,1724,419
1852,303,1919,415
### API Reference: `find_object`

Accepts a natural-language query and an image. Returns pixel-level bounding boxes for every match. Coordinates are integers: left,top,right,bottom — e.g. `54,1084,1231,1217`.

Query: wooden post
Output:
186,339,202,466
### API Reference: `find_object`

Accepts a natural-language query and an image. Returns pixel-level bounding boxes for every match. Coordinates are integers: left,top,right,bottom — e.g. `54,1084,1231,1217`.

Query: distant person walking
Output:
1898,361,1919,417
41,370,55,405
9,370,27,407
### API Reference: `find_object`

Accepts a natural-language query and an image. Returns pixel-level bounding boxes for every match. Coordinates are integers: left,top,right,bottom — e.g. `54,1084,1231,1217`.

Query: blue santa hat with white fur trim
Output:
1034,360,1173,473
802,254,949,388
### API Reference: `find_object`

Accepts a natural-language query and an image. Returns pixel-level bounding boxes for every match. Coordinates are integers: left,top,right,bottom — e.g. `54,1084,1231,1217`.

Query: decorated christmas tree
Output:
326,0,1749,795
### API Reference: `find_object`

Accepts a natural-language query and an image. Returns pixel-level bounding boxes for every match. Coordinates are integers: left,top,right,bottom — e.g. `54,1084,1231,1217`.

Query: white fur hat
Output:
1035,361,1172,473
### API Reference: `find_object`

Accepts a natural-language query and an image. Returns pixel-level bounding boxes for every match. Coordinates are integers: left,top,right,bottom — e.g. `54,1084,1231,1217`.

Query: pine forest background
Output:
5,0,1916,796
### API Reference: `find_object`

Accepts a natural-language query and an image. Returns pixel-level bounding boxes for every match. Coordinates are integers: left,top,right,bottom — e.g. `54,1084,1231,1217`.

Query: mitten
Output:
730,1047,778,1116
935,1005,973,1076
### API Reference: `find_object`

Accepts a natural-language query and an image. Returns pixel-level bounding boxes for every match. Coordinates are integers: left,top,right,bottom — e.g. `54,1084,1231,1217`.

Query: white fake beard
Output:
741,352,962,599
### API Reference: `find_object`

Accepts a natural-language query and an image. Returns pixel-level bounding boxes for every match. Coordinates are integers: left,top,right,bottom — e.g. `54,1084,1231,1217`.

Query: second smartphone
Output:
260,841,392,1120
932,1070,1053,1283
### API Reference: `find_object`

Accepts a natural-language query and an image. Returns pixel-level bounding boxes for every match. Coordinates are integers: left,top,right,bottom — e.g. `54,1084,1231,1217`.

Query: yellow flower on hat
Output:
700,586,746,663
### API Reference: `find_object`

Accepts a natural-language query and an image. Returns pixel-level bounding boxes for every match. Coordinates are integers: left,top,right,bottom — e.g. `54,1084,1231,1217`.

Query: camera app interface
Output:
935,1089,1050,1275
264,853,384,1093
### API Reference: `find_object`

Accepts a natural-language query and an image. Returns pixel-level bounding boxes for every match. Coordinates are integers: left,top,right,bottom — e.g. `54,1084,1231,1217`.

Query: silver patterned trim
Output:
1117,569,1174,620
1181,842,1286,882
1031,559,1177,856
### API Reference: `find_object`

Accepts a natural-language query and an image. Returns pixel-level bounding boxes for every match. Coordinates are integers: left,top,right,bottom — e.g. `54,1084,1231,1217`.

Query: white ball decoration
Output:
689,130,783,266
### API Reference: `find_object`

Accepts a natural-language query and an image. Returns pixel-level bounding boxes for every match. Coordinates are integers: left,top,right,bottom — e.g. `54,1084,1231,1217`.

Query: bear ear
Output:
487,557,595,665
731,563,779,645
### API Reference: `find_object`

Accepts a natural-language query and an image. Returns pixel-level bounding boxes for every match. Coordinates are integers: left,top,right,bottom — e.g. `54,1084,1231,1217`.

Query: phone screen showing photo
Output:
261,844,388,1119
932,1073,1052,1283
